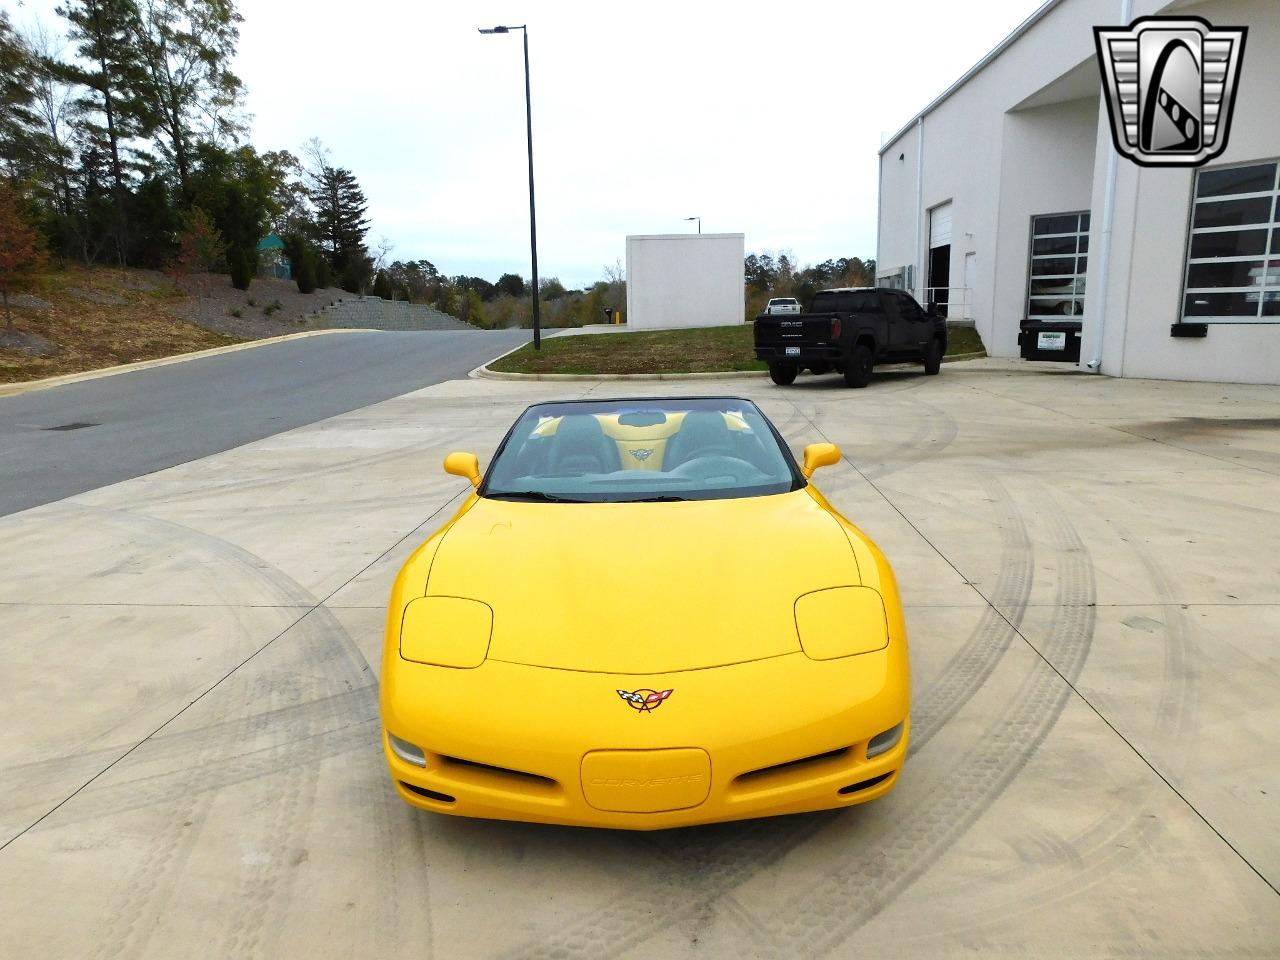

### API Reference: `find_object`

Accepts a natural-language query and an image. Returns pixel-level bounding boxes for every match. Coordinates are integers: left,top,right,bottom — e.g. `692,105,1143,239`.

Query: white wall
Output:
1089,0,1280,384
625,234,745,330
877,123,921,290
991,96,1100,358
878,0,1120,345
878,0,1280,383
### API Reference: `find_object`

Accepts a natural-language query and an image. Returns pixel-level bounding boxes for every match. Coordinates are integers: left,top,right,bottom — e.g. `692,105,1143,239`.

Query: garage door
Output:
929,202,952,248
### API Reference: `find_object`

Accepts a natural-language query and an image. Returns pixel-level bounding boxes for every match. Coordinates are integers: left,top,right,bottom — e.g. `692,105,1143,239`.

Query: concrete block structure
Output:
876,0,1279,383
625,233,745,330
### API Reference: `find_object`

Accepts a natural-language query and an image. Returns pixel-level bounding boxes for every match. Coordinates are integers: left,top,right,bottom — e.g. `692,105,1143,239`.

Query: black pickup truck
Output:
754,287,948,387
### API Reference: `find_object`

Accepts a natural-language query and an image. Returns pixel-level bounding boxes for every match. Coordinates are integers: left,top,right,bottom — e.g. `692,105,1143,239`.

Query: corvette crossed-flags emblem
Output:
616,688,674,713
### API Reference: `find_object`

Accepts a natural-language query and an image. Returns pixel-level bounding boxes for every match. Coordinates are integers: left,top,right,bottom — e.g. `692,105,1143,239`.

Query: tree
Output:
453,275,497,301
130,173,180,266
339,250,371,295
21,19,79,217
58,0,150,262
0,12,57,180
131,0,245,197
0,183,47,332
168,205,222,321
309,162,370,271
187,142,281,281
291,245,317,293
496,272,525,298
261,149,308,235
387,259,440,302
229,245,251,290
539,276,566,300
371,269,392,300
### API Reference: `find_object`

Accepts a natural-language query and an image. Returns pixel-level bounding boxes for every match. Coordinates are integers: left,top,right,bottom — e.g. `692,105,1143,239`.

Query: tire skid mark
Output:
495,469,1038,960
63,720,376,832
907,475,1031,756
860,395,961,482
1109,518,1196,738
47,505,376,960
920,510,1202,938
755,489,1097,958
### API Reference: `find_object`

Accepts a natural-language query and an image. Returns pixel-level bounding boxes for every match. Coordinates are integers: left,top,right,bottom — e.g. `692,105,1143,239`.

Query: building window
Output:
1027,212,1089,320
1183,161,1280,323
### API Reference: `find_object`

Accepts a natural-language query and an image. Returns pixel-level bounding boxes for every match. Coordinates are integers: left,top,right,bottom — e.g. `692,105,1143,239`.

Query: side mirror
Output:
801,442,841,479
443,452,481,487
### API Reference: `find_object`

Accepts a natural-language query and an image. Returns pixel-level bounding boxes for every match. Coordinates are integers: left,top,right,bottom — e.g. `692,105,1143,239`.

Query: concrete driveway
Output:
1,359,1277,958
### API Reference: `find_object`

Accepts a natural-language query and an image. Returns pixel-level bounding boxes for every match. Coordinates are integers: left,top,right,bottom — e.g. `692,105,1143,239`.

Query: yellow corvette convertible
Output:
380,397,909,829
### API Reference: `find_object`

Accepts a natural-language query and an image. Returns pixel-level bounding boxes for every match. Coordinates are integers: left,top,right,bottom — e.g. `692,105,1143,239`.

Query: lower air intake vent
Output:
400,782,456,803
736,747,851,785
838,772,893,795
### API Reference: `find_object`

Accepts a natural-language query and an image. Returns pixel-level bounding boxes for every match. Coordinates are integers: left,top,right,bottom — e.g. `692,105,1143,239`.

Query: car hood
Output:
423,489,860,673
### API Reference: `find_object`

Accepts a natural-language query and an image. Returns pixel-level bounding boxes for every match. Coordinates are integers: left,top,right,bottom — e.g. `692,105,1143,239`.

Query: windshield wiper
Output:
616,495,692,502
486,490,585,503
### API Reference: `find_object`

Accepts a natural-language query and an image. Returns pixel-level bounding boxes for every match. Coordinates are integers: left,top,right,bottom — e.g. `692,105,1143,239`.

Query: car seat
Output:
664,411,739,469
549,415,622,475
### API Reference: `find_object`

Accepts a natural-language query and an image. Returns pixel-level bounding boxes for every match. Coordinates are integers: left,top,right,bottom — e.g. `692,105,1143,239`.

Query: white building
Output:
876,0,1279,384
625,233,745,330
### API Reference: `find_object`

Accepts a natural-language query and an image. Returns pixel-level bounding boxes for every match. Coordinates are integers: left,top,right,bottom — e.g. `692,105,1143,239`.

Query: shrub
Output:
264,300,282,317
229,247,252,290
315,257,332,289
294,248,317,294
0,182,46,332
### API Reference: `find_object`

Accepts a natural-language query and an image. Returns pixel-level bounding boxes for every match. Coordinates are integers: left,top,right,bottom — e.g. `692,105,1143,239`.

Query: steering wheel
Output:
672,455,763,484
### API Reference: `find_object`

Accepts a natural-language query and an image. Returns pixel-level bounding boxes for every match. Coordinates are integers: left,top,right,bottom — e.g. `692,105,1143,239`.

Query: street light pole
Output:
480,24,541,349
684,216,701,234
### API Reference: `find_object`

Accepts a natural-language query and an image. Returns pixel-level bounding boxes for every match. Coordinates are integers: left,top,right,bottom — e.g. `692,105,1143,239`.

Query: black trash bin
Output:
1018,319,1082,362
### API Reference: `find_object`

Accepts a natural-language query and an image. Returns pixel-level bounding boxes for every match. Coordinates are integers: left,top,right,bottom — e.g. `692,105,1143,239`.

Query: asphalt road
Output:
0,329,529,517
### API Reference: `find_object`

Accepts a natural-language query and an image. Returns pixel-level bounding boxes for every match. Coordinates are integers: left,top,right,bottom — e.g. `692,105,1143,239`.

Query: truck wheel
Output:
768,362,798,386
843,345,873,388
923,338,944,375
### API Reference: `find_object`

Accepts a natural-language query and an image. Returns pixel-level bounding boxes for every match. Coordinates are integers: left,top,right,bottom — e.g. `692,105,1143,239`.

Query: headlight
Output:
387,732,427,767
866,722,904,759
399,596,493,667
793,586,889,660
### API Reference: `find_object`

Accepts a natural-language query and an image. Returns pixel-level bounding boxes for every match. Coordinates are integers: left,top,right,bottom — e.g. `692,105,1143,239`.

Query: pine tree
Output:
308,162,370,272
57,0,150,262
0,12,56,179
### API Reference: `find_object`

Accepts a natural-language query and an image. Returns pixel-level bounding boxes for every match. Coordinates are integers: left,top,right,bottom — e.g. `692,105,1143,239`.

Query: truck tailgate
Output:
755,315,836,348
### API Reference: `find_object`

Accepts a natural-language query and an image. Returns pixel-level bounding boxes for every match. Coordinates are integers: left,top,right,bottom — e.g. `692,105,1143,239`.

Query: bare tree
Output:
23,20,78,216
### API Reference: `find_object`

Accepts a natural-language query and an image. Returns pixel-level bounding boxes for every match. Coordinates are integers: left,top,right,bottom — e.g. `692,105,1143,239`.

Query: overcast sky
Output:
6,0,1046,286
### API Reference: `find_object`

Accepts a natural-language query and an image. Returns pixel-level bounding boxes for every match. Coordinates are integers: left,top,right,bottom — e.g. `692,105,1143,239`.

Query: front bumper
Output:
382,651,909,830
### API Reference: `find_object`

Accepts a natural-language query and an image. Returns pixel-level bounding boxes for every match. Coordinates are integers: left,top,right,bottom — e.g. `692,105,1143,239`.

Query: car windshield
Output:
481,398,802,503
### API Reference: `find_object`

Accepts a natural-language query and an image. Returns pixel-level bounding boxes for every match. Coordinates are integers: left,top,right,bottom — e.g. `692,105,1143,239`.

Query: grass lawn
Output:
488,322,986,376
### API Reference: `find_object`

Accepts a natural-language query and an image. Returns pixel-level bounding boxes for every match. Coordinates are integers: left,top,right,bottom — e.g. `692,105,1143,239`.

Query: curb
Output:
470,351,988,382
0,328,370,399
473,367,769,382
